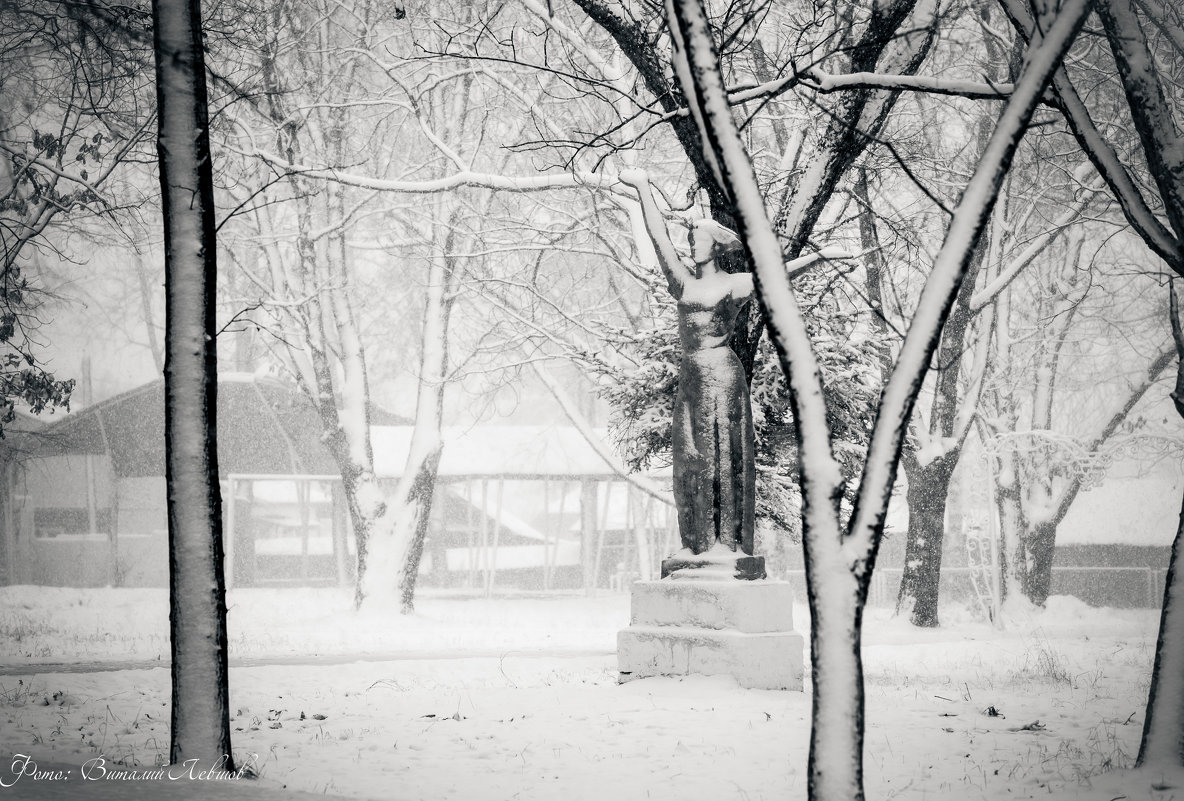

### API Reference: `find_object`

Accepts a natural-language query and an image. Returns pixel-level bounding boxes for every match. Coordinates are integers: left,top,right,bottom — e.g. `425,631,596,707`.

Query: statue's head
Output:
689,219,742,267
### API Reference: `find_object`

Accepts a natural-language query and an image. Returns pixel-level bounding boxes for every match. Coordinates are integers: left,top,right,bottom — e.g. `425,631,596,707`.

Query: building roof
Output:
370,425,631,479
10,375,406,478
5,377,656,483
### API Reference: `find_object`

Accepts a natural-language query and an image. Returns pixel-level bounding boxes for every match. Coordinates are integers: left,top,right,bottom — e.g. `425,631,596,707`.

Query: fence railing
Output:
775,565,1169,609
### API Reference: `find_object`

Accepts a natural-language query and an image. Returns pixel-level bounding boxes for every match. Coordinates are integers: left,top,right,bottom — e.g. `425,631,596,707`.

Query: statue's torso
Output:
676,272,752,353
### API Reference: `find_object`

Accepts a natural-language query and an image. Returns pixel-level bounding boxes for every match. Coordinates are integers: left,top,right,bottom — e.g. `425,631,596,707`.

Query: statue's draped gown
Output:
671,275,756,556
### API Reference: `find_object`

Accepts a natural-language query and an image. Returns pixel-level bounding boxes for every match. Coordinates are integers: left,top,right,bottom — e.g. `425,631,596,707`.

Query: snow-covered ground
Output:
0,586,1180,800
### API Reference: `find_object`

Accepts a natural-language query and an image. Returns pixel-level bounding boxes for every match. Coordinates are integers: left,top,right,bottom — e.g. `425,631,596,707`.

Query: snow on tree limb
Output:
665,1,729,199
1134,0,1184,58
786,247,860,276
0,132,143,205
1043,346,1175,525
772,0,932,274
800,68,1055,105
242,147,627,197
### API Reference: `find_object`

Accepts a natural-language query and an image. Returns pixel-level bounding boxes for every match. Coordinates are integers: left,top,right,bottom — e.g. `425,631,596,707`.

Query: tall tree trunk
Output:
893,256,985,624
897,453,956,625
254,8,395,611
397,449,443,611
391,224,457,613
893,16,1011,624
152,0,233,769
324,99,385,611
1139,281,1184,766
991,456,1025,605
1140,495,1184,766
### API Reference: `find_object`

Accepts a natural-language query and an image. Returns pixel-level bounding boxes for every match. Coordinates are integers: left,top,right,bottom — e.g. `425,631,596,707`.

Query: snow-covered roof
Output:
371,425,627,479
11,376,411,478
18,377,342,476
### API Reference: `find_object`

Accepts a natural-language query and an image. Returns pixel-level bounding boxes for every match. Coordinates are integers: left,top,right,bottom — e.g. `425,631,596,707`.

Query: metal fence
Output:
777,565,1169,611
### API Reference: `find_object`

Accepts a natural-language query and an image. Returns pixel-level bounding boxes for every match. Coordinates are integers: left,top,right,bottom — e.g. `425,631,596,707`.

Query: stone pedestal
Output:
617,578,804,691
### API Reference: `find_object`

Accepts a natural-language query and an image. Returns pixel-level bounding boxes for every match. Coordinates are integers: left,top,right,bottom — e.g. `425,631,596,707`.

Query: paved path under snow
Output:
0,647,614,676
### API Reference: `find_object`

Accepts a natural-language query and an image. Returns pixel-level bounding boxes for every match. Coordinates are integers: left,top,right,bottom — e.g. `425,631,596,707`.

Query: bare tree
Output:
151,0,233,768
659,0,1090,798
216,0,631,609
1067,0,1184,769
1141,280,1184,767
980,266,1173,606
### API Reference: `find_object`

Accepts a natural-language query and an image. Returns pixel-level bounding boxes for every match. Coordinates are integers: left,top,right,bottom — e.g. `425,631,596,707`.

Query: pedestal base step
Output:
618,625,804,691
628,579,796,633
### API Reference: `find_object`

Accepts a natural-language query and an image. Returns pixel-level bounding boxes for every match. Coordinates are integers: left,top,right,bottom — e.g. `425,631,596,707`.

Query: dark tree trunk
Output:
1018,520,1058,606
891,7,1022,626
893,248,982,624
392,227,457,613
1139,493,1184,766
1075,0,1184,769
1138,283,1184,767
398,447,444,613
896,453,956,626
992,467,1024,606
994,460,1059,608
152,0,233,769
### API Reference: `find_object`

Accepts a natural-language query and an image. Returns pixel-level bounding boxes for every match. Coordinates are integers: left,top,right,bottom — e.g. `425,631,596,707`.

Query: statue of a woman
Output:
621,171,760,577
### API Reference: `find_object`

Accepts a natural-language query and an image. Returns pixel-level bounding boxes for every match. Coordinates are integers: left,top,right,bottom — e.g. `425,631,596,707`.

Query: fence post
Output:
224,475,235,591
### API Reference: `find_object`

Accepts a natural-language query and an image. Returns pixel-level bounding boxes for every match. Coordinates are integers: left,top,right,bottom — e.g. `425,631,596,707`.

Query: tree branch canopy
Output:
997,0,1183,272
1095,0,1184,247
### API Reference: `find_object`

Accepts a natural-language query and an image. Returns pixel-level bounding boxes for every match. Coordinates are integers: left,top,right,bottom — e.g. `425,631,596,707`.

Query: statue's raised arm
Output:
620,170,692,299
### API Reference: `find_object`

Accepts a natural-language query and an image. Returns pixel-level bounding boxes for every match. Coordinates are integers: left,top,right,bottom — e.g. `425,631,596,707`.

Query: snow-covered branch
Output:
801,67,1053,105
238,147,627,198
516,0,626,84
1134,0,1184,58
